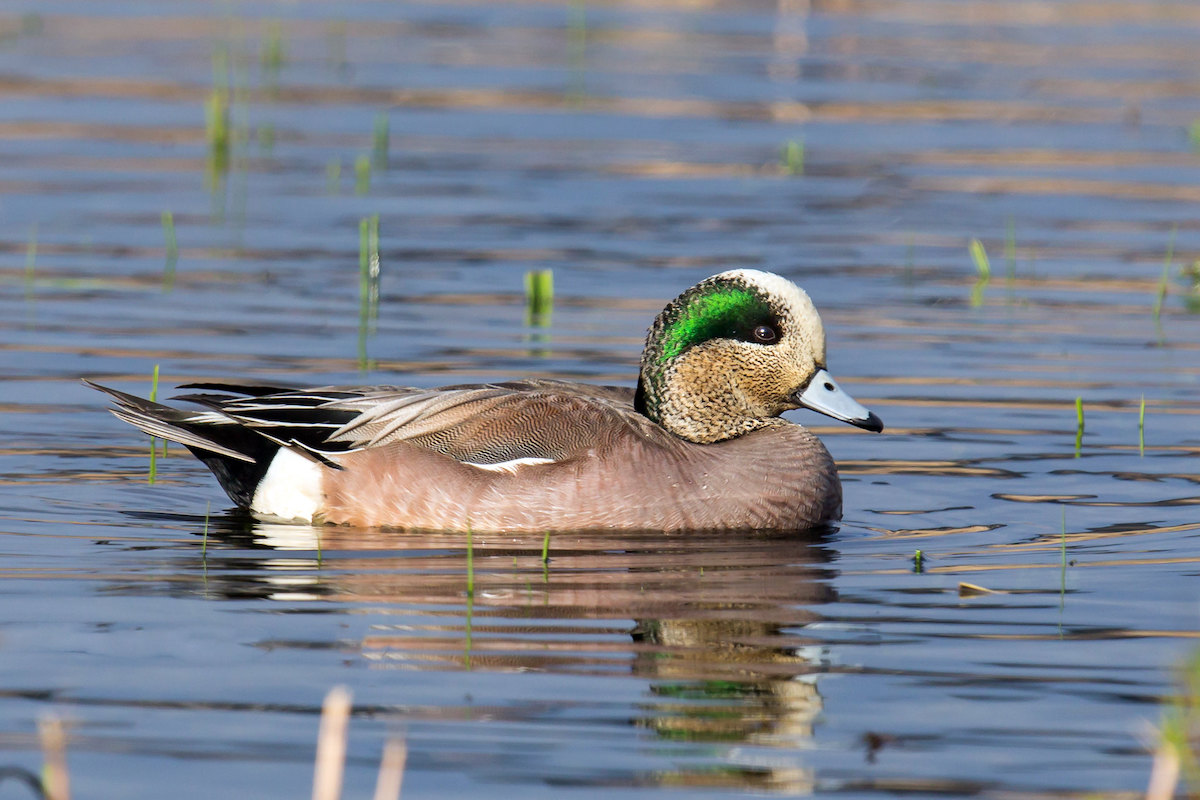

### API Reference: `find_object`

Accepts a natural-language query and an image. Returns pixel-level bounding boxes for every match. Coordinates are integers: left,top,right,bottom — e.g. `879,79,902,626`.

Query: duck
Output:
88,269,882,533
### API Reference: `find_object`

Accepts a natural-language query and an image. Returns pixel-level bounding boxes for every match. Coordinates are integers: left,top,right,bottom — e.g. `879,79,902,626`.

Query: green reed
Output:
372,112,390,170
205,40,254,219
969,238,991,307
524,269,554,327
354,155,371,195
1073,397,1084,458
541,530,551,564
912,549,924,573
260,20,286,79
1153,225,1178,336
1182,259,1200,314
781,139,804,175
161,211,178,290
1139,394,1146,457
357,214,381,371
359,214,381,319
205,76,230,180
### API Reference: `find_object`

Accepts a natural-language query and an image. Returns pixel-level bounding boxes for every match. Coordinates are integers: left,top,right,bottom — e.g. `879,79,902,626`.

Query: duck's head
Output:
636,269,883,443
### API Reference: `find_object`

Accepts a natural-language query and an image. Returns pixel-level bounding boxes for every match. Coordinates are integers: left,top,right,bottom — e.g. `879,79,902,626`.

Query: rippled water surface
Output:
3,1,1200,797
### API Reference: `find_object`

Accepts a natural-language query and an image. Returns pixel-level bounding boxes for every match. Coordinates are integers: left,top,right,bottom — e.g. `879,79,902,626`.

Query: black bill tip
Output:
852,411,884,433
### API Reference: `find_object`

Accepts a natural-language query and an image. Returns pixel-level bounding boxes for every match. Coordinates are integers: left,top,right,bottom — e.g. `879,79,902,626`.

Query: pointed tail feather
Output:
85,379,287,508
85,379,255,462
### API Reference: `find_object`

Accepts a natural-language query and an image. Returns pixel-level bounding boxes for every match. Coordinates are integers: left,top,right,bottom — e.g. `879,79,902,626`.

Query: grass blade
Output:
1139,394,1146,457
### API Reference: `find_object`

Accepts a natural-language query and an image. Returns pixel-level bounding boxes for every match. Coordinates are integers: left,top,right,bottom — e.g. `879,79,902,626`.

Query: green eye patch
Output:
657,286,774,364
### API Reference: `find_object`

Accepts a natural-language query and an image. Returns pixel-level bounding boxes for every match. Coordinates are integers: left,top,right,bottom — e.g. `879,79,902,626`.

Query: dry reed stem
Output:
312,686,353,800
372,738,407,800
1145,744,1179,800
38,715,70,800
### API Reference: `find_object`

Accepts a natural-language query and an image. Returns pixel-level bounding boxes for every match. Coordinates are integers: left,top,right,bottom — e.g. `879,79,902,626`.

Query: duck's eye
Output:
752,324,778,343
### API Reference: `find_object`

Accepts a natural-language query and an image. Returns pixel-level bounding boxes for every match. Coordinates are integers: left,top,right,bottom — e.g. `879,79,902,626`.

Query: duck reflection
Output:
195,517,837,792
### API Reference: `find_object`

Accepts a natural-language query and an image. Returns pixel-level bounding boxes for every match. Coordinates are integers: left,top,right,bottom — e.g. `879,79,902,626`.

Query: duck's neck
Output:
636,355,774,444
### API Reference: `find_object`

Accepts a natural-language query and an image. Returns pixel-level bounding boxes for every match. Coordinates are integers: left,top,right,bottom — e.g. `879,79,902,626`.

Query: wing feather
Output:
108,378,651,467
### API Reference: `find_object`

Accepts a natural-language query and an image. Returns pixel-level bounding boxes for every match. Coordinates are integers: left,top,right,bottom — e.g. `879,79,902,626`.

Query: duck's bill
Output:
794,369,884,433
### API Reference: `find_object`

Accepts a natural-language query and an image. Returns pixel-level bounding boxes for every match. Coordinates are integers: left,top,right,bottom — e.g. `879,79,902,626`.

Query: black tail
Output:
86,380,282,508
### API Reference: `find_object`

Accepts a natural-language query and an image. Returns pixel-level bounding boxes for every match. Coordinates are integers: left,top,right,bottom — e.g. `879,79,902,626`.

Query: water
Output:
2,1,1200,797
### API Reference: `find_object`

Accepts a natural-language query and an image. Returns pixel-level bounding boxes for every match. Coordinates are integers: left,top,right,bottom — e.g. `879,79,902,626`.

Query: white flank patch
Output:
251,447,324,521
465,457,555,473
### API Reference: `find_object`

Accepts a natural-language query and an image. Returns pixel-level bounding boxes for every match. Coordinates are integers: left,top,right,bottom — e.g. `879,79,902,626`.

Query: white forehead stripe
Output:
711,269,815,316
711,268,825,358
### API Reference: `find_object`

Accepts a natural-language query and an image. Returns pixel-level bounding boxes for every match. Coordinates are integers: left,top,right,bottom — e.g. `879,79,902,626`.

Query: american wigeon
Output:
89,269,881,532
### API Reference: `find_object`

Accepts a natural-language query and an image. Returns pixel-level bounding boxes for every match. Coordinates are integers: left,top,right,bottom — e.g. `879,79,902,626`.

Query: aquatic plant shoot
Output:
969,238,991,307
161,211,178,290
1074,396,1084,457
781,139,804,175
1139,394,1146,456
524,269,554,326
354,155,370,195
